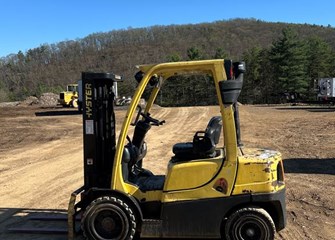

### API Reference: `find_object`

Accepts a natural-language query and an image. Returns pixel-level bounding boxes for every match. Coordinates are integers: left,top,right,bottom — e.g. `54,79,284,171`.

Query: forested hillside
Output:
1,18,335,104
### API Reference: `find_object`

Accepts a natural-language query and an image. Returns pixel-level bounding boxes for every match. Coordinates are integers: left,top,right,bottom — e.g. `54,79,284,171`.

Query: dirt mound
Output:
0,101,20,107
19,96,39,106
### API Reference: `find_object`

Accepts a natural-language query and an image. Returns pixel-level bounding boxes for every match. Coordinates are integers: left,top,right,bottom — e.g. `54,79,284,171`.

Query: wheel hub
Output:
101,217,116,232
240,222,263,240
246,227,256,237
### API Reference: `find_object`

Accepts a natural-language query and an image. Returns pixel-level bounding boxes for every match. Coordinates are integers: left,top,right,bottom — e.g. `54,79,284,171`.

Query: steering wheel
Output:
140,112,165,126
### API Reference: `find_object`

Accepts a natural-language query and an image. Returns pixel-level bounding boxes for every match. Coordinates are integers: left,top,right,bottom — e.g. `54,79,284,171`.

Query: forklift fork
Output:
68,186,85,240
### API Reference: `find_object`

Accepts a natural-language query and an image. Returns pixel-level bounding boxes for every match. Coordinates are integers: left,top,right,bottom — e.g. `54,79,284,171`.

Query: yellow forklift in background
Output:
58,83,79,108
68,59,286,240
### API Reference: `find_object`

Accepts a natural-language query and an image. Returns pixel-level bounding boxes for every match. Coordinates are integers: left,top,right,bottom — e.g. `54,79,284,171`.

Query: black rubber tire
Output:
224,207,275,240
81,196,137,240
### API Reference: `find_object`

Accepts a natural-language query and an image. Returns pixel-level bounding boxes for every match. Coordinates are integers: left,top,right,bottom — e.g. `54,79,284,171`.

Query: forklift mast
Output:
81,72,123,190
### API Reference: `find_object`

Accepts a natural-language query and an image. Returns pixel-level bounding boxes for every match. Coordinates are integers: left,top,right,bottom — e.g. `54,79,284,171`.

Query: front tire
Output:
81,196,136,240
224,207,275,240
71,98,78,108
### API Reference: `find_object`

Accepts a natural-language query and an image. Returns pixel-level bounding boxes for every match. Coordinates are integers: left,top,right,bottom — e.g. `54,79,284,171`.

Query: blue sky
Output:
0,0,334,57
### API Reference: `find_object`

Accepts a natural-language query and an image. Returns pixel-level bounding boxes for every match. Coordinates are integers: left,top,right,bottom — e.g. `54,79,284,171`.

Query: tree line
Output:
0,19,334,104
241,27,335,104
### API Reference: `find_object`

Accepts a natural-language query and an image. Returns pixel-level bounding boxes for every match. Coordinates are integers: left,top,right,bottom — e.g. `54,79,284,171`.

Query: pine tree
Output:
270,27,308,99
242,47,262,103
166,53,182,62
213,48,228,59
187,47,202,60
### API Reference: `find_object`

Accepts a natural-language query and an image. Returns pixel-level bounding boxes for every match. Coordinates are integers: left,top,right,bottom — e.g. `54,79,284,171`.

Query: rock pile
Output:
14,93,59,107
39,93,59,107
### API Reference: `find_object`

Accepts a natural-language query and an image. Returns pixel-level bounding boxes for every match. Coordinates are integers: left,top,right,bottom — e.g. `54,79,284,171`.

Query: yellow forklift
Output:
58,83,79,108
68,59,286,239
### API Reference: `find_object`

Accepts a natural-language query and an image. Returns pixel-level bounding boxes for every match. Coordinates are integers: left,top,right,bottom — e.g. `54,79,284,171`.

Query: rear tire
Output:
224,207,275,240
81,196,137,240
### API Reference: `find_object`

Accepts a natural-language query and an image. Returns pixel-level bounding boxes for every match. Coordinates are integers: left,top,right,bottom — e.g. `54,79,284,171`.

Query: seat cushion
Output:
172,142,199,160
135,175,165,191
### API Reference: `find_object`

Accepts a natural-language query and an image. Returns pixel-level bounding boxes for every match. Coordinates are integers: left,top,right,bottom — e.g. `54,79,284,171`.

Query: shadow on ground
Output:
284,158,335,175
274,106,335,112
35,110,81,117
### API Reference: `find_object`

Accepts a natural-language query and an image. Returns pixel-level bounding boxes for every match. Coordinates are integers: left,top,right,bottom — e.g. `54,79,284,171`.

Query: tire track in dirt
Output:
0,136,84,239
0,140,83,209
143,107,187,174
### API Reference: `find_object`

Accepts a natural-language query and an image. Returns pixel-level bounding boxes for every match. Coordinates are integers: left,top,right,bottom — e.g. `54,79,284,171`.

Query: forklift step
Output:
141,219,163,238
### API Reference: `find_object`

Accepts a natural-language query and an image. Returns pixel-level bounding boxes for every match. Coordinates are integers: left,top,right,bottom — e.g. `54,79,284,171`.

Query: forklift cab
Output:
114,60,245,198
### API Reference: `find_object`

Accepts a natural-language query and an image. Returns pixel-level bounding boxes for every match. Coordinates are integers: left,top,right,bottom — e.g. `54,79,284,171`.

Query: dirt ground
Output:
0,104,334,240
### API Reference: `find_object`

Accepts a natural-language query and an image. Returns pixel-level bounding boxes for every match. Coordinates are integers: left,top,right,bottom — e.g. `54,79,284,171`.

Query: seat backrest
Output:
193,116,222,157
122,142,148,181
205,116,222,145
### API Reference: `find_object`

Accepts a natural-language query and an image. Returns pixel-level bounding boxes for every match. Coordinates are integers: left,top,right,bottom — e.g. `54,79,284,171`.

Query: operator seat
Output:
172,116,222,160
